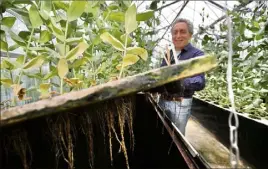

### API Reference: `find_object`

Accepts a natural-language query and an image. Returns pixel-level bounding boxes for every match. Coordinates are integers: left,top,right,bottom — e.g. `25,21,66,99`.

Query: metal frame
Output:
207,0,227,10
156,1,182,12
153,0,189,51
193,0,253,38
153,0,253,47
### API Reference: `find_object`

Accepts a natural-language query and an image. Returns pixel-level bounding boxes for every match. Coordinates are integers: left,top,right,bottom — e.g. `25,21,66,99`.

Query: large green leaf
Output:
44,47,61,58
39,30,52,43
6,8,31,28
56,43,69,56
0,41,8,52
8,30,26,46
57,58,68,78
136,10,154,21
0,30,5,41
39,83,50,93
43,66,58,80
0,79,13,87
92,35,102,45
23,56,45,69
41,0,52,11
66,40,89,60
1,58,21,70
107,11,125,22
107,3,119,10
2,17,16,28
67,1,87,22
39,10,50,21
48,18,65,41
122,54,140,67
29,4,43,28
9,44,20,51
125,3,137,34
123,1,132,7
100,32,124,51
126,47,148,61
85,3,99,18
16,55,25,65
39,1,51,20
39,83,51,99
18,31,31,40
53,1,69,11
66,37,83,45
253,21,260,28
70,57,89,68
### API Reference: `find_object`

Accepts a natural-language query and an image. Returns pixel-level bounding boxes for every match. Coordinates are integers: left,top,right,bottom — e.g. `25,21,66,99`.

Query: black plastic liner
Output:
0,94,189,169
192,97,268,169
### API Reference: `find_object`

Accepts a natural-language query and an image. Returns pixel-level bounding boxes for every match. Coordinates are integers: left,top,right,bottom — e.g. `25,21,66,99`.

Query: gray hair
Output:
171,18,194,35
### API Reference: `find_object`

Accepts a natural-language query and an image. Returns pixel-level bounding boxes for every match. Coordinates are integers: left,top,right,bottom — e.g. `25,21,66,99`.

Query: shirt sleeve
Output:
182,50,206,91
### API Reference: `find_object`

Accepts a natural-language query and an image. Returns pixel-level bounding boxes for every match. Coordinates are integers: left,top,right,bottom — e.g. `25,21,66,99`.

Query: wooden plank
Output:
0,54,217,127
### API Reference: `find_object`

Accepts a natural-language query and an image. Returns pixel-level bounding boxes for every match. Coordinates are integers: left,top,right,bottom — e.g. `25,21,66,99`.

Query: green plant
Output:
0,0,158,106
195,2,268,119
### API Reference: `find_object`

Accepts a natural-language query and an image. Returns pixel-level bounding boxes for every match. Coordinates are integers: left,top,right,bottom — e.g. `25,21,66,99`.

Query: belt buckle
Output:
173,96,183,102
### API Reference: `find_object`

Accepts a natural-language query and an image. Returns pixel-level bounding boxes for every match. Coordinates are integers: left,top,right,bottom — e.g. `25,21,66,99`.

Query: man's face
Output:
171,22,192,50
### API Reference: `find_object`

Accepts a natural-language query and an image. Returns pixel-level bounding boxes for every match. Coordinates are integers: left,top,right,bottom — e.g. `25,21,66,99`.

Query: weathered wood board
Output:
0,54,217,127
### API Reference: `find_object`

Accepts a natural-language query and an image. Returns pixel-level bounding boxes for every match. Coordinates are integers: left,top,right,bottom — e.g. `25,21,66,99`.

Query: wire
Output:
225,1,240,168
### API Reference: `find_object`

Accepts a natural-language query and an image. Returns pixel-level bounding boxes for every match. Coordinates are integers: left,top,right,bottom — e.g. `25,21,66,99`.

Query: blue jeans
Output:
159,98,193,135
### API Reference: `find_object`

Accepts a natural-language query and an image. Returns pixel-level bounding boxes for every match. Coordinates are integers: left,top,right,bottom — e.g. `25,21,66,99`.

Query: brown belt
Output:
161,94,183,102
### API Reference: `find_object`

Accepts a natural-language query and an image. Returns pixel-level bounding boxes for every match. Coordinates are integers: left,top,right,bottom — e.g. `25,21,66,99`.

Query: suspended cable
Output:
155,1,182,12
225,1,240,168
137,1,144,9
193,1,196,24
208,0,227,10
204,1,220,18
193,0,253,38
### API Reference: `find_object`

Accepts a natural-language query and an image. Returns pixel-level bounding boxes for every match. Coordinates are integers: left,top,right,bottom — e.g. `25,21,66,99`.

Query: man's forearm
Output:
183,74,205,91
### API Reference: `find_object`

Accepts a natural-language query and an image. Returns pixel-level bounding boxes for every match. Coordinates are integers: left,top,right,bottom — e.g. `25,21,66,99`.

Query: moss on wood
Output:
1,54,217,127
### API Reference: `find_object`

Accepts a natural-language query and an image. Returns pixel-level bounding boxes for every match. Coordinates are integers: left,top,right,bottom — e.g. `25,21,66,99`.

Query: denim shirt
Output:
161,43,205,98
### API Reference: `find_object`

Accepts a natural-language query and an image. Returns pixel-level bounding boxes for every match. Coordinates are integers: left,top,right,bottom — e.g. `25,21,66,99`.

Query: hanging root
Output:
10,129,32,169
47,113,76,169
81,112,95,168
105,107,115,166
65,114,74,169
116,98,130,169
124,96,135,152
46,116,61,169
97,106,107,148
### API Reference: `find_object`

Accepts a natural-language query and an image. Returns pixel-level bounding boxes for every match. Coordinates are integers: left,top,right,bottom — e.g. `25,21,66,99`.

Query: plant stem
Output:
91,45,96,80
119,35,128,79
91,61,96,80
17,28,35,85
60,78,63,94
9,70,13,84
64,20,69,56
73,69,76,78
60,20,69,94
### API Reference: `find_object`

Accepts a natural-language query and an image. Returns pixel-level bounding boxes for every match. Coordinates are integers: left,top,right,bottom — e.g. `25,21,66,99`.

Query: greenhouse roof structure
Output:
1,0,258,57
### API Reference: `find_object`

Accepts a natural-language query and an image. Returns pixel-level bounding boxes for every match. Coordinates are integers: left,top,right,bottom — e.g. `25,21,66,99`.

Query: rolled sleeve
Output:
182,50,206,91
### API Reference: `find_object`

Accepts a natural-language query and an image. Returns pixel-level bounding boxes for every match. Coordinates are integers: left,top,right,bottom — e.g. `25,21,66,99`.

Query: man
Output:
158,18,206,135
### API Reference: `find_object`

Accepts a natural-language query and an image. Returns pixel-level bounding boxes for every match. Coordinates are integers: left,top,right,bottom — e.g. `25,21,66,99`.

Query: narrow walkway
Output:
185,117,251,168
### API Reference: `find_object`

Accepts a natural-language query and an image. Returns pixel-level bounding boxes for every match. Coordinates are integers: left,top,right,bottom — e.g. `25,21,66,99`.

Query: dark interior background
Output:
0,94,188,169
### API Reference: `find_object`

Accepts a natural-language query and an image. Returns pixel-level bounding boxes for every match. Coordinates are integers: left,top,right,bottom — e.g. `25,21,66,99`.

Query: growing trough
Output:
0,54,265,169
1,54,247,169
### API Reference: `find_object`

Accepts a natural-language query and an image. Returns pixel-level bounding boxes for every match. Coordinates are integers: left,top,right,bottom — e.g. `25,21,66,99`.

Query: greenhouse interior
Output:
0,0,267,169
